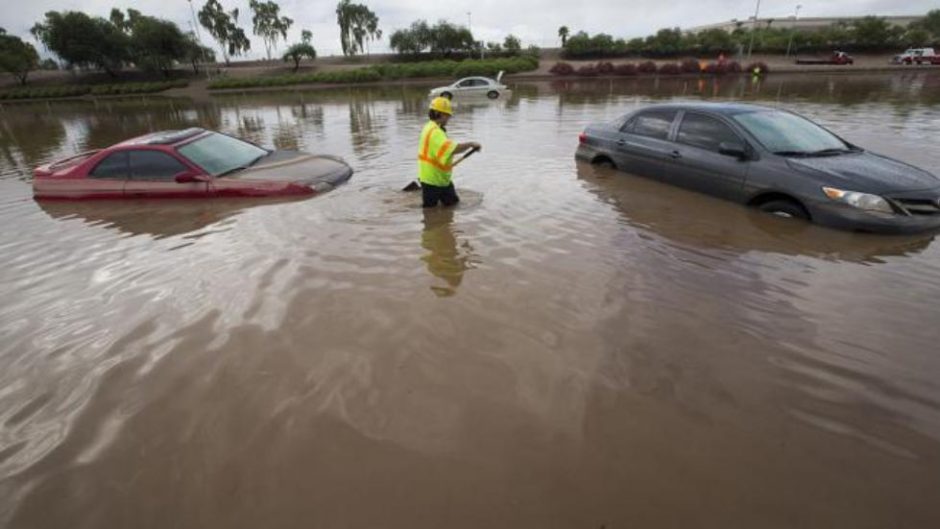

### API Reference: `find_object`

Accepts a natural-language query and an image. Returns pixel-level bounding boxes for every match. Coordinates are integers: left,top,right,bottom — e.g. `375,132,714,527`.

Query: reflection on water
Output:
420,207,477,297
2,72,940,528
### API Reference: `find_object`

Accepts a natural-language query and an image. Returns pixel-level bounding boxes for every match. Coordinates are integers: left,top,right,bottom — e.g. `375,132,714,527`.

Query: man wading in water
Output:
417,97,482,208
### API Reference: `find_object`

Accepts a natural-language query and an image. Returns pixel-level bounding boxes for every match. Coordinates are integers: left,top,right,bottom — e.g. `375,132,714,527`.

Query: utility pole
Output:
746,0,762,60
785,4,803,58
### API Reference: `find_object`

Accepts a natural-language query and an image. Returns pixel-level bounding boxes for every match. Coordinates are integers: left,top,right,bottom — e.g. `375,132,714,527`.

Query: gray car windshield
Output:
177,132,268,176
733,111,849,154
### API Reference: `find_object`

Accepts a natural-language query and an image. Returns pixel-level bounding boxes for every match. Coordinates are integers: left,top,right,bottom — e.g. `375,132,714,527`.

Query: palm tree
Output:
558,26,570,47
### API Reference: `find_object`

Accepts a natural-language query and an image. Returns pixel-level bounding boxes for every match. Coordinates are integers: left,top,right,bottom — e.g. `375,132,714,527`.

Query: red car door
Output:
123,149,208,198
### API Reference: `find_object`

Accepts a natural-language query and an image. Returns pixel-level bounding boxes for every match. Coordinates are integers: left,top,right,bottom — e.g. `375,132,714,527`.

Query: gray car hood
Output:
227,150,352,188
786,151,940,194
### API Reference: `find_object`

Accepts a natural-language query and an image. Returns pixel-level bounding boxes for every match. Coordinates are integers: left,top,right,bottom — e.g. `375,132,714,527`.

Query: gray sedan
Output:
575,102,940,234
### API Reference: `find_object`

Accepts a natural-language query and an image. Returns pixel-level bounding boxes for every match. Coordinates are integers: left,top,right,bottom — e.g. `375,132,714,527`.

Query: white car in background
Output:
429,71,507,100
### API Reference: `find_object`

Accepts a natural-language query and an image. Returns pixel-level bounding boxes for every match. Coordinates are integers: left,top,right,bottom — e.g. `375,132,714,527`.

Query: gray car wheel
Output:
487,91,499,99
758,200,809,220
441,92,453,100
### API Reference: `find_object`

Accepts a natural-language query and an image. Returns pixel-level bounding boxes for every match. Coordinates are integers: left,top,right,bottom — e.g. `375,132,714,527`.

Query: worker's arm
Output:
454,142,482,154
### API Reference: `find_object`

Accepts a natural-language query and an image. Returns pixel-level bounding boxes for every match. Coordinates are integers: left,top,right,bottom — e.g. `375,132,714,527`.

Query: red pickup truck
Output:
796,51,854,65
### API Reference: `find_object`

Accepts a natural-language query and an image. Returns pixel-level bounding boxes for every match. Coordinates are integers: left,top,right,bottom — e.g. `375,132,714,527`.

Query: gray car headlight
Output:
822,187,894,214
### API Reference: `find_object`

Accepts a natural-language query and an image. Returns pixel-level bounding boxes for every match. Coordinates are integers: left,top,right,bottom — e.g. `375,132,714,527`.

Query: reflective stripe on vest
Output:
418,123,453,172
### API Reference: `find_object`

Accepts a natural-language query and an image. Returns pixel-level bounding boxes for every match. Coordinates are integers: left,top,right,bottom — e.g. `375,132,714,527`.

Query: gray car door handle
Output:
669,150,682,159
617,139,626,146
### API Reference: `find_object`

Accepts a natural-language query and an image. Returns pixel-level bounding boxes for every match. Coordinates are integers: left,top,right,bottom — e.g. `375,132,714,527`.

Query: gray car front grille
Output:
892,197,940,216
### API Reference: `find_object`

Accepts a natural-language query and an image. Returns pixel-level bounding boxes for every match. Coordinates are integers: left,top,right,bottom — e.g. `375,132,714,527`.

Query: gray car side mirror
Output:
719,142,748,159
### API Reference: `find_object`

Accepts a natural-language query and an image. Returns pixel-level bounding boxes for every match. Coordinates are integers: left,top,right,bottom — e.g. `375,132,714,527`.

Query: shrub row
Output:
0,80,188,101
89,80,188,95
550,60,769,77
208,68,384,90
208,57,540,90
0,85,91,100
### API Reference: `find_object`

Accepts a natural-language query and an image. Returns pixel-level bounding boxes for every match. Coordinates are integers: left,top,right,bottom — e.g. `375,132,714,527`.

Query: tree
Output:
183,33,216,74
0,30,40,85
249,1,293,60
336,0,381,57
389,20,432,55
111,9,189,77
198,0,251,65
30,11,128,76
558,26,570,47
283,30,316,72
503,34,522,55
851,16,898,50
428,21,474,57
914,10,940,40
903,27,931,47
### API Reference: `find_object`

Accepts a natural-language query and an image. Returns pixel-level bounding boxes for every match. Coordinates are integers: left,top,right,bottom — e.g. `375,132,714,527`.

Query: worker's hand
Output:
470,142,482,152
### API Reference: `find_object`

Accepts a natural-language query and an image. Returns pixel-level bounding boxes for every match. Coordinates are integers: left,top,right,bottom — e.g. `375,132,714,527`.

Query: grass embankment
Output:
0,80,189,101
207,56,540,90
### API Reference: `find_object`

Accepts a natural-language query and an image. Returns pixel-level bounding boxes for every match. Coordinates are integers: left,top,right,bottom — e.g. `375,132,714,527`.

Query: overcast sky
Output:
2,0,934,58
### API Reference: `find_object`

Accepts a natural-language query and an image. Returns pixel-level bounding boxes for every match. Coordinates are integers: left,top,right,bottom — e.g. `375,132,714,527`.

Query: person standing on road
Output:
417,97,481,208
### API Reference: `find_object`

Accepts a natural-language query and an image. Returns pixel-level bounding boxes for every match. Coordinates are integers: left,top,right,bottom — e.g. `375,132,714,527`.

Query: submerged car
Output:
428,71,507,100
33,128,353,200
576,102,940,234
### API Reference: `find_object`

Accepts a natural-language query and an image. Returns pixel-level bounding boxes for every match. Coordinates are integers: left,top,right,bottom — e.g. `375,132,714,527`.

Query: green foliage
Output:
31,11,129,76
208,67,382,89
208,56,538,90
564,15,932,58
0,80,186,100
558,26,570,47
115,10,190,76
503,35,522,56
88,80,187,95
563,32,628,58
183,33,216,74
198,0,251,64
0,85,90,100
283,42,316,72
389,20,474,57
0,32,40,85
40,58,59,70
336,0,381,57
249,1,293,60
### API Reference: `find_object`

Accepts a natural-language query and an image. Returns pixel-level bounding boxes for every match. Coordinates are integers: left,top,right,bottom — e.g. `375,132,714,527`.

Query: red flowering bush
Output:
596,61,615,74
549,62,575,75
702,62,728,75
614,63,637,76
680,58,701,74
576,65,599,77
659,63,680,75
637,61,657,74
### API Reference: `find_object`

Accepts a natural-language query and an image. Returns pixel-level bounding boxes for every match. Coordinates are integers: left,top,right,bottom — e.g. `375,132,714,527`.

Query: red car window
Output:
89,152,129,180
128,150,187,181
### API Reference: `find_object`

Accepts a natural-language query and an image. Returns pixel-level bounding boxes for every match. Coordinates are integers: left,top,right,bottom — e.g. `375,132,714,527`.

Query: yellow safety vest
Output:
418,121,457,187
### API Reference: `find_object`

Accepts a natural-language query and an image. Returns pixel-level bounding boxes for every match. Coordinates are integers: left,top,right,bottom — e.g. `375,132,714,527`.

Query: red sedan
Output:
33,128,353,200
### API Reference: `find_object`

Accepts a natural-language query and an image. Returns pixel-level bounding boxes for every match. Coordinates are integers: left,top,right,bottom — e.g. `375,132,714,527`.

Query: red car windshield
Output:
177,132,269,176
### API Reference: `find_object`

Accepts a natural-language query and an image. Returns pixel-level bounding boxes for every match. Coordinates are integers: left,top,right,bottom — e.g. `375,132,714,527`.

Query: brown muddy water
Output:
1,73,940,529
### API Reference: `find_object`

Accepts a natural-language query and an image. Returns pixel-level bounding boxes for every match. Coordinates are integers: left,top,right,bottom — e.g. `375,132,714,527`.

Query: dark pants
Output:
421,182,460,208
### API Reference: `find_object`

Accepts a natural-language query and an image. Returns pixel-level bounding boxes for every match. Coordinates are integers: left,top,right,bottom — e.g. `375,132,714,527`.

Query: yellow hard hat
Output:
429,96,453,116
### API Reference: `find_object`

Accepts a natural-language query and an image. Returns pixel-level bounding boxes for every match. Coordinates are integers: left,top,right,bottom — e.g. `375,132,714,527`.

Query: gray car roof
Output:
634,102,779,115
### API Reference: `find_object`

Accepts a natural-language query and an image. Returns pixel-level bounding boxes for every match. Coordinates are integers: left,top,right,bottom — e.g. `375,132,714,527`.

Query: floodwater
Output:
1,72,940,528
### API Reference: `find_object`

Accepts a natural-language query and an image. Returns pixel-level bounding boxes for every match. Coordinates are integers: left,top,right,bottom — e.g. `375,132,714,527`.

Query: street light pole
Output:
746,0,762,60
785,4,802,58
